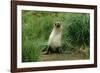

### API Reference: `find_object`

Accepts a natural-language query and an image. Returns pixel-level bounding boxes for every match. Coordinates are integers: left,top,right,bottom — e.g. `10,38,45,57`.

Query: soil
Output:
39,51,89,61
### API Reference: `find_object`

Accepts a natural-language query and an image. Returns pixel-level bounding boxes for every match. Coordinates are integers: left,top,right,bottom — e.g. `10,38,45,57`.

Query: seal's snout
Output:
57,24,60,28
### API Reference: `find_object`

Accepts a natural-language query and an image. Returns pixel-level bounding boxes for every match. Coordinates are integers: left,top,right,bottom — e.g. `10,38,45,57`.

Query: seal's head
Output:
54,22,61,28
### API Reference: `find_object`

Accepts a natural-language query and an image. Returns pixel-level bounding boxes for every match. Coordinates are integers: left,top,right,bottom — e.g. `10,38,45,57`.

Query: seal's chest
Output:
48,29,61,49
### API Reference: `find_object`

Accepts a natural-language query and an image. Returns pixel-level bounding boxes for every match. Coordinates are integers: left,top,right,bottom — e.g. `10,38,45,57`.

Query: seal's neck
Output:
53,27,61,35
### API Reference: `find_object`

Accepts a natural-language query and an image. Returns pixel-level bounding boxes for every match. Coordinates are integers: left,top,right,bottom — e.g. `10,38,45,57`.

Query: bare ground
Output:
39,51,89,61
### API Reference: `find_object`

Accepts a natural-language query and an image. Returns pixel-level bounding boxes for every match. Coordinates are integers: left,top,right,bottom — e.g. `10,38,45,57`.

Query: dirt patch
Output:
39,52,89,61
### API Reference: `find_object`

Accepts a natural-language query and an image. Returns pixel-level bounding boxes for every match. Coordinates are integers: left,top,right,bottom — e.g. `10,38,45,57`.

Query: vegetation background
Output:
22,10,90,62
